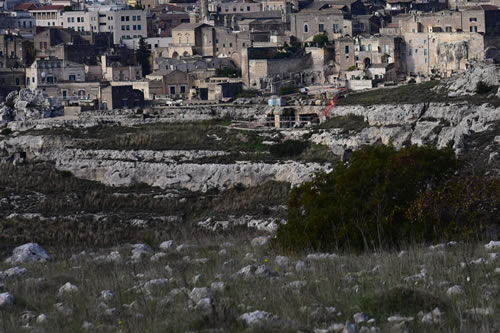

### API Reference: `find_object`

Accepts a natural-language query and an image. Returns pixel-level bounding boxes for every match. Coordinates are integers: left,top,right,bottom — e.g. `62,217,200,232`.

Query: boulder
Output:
239,310,278,326
5,243,50,264
0,292,14,308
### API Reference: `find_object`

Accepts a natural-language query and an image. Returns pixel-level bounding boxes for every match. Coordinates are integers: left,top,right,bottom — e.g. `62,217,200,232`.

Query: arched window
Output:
304,24,308,33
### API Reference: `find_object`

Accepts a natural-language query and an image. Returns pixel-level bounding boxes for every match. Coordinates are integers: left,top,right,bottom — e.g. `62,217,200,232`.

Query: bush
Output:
475,81,493,95
274,145,477,251
236,89,259,98
269,140,309,158
312,33,328,48
278,85,297,96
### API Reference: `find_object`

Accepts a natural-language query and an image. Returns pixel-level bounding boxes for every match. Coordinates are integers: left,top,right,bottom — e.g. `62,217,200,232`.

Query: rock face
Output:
443,62,499,97
0,89,62,123
311,102,500,169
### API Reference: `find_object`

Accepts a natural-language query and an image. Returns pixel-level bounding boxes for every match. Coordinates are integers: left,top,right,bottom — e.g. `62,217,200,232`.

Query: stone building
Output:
167,23,215,58
25,58,85,90
290,2,352,42
146,69,193,98
403,32,485,77
29,5,65,27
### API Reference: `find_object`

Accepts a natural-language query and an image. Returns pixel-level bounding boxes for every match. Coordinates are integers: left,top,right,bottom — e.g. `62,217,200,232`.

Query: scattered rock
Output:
446,285,465,297
190,287,211,303
353,312,370,323
465,307,494,316
159,240,176,251
251,236,270,247
58,282,79,296
239,310,278,326
0,292,14,308
36,313,47,324
5,243,50,264
485,240,500,251
275,255,289,266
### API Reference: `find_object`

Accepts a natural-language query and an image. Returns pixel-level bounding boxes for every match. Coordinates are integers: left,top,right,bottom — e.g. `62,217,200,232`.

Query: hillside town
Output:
1,0,500,113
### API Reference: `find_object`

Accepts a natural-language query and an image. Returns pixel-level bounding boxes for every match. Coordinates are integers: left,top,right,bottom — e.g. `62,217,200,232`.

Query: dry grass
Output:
0,238,499,332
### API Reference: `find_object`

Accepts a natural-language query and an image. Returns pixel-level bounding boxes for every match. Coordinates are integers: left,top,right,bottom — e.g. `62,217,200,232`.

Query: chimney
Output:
200,0,208,23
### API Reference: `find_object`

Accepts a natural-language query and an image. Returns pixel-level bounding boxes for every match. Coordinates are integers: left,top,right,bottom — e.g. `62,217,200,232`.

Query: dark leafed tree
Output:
135,37,151,76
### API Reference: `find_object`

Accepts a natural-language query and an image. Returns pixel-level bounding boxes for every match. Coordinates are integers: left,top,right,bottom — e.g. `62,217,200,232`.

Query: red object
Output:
321,88,346,120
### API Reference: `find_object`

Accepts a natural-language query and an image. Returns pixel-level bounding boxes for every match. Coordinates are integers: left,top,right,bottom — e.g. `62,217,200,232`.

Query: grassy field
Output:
336,81,500,107
0,237,499,332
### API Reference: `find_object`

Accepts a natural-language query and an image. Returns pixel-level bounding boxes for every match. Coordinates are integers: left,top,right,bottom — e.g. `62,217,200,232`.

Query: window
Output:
178,36,181,44
138,25,141,30
77,17,80,22
319,23,324,32
412,28,416,33
415,49,418,54
333,23,339,33
126,16,130,21
180,85,186,94
121,25,125,31
223,43,226,47
247,6,250,11
169,86,176,95
470,26,477,32
368,44,372,51
62,90,67,99
345,45,349,53
15,78,19,86
81,17,84,22
469,17,477,22
358,23,364,31
424,49,427,55
126,25,130,30
186,36,190,44
360,45,366,51
304,24,308,33
133,15,136,21
133,25,136,30
67,17,71,23
242,42,245,47
384,44,389,53
121,16,125,21
445,26,452,32
229,42,232,47
69,75,76,81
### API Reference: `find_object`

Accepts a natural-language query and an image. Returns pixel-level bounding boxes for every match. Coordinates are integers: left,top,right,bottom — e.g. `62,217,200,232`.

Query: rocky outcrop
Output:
0,135,330,192
54,158,328,192
0,89,62,123
441,62,499,97
310,102,500,160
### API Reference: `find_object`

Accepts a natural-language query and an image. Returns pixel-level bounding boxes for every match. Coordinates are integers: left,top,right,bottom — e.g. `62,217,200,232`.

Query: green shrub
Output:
269,140,309,158
475,81,493,95
312,33,328,48
278,85,297,96
274,145,468,251
1,128,12,136
236,89,259,98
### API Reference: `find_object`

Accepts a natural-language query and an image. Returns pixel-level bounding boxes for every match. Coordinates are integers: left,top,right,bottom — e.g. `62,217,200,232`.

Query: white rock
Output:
251,236,270,247
36,313,47,324
307,253,338,261
150,252,167,262
141,278,169,294
159,240,176,251
275,255,289,266
99,290,115,301
58,282,79,296
105,251,122,263
1,266,27,279
485,240,500,250
176,244,197,252
446,285,465,297
235,265,256,279
342,321,356,333
210,282,225,291
353,312,369,323
5,243,50,264
387,315,414,323
239,310,278,326
295,260,311,273
421,307,442,324
0,292,14,308
194,297,213,315
190,287,211,303
494,267,500,274
465,307,494,316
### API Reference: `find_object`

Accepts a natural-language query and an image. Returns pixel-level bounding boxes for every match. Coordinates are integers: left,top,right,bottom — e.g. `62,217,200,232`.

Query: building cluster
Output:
1,0,500,110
